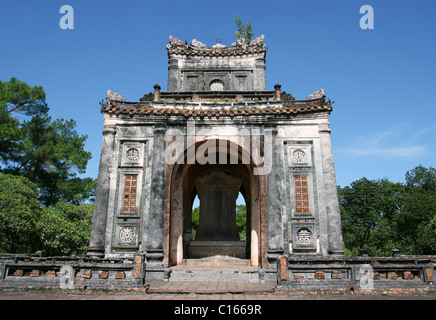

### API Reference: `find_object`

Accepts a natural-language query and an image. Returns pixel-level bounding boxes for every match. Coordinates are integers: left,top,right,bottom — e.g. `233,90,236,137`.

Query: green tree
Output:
393,166,436,254
235,14,253,46
0,77,48,116
3,114,93,206
339,166,436,256
338,178,403,256
236,204,247,242
0,173,41,253
0,77,46,164
37,202,93,256
0,78,95,206
405,165,436,190
0,77,96,254
191,206,200,239
0,106,20,163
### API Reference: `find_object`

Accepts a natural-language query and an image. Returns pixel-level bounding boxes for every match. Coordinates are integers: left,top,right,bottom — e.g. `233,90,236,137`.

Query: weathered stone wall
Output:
276,255,436,293
0,253,145,291
88,96,344,276
168,54,266,92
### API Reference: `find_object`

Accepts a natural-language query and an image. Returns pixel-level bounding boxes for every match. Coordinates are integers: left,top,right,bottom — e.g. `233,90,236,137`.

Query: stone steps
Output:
182,256,251,267
169,268,260,282
169,256,261,282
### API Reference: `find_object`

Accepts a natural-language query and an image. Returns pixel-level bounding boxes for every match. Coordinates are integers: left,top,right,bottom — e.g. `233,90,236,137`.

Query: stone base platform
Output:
187,241,246,259
182,255,251,267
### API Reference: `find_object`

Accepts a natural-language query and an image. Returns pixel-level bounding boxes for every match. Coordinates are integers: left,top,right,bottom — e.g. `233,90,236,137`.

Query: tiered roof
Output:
101,92,332,119
101,35,332,119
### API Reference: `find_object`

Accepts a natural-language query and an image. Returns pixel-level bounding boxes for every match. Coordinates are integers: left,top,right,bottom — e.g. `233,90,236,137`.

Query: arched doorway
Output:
167,138,265,267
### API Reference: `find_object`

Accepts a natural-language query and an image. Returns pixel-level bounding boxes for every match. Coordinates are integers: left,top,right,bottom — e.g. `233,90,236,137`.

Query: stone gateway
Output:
1,35,434,294
87,34,344,279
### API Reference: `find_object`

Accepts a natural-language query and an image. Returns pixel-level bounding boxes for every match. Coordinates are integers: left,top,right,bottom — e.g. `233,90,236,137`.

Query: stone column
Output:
318,122,344,255
145,125,166,265
255,57,266,91
87,124,116,257
266,127,286,265
153,84,161,102
274,84,281,101
167,58,179,91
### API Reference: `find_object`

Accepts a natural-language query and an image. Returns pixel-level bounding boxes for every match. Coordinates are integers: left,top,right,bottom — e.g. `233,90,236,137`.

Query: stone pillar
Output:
87,124,116,257
167,58,179,91
274,84,281,101
153,84,161,102
145,124,166,265
318,122,344,255
255,58,266,91
266,127,286,265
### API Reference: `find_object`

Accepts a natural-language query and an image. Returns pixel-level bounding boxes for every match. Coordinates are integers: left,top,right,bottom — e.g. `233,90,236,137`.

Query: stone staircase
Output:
168,256,262,283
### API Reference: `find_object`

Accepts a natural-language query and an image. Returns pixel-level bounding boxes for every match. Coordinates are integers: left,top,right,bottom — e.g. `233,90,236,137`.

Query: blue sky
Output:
1,0,435,188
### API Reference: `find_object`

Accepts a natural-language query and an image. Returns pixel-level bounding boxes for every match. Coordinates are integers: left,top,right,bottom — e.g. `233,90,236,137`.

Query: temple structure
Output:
87,34,344,279
1,35,434,293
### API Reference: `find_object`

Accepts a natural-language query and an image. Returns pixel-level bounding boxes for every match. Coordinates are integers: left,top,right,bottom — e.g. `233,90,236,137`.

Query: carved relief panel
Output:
114,222,140,248
287,144,312,167
120,142,145,167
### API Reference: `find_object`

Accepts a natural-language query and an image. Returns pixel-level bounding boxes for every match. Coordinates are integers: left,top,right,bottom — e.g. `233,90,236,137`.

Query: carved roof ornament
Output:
249,34,265,46
306,88,326,100
212,43,226,48
168,35,184,46
106,90,125,101
231,34,265,50
212,36,226,48
190,39,207,48
231,37,246,48
231,39,241,47
166,34,267,58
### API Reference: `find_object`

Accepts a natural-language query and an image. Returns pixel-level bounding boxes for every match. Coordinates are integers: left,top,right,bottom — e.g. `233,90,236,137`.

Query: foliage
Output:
393,166,436,254
0,173,94,256
236,204,247,242
405,165,436,190
338,178,403,256
339,166,436,256
4,115,93,205
0,77,95,255
191,206,200,239
0,173,41,253
37,202,93,256
235,14,253,46
0,106,20,163
0,78,95,206
0,77,48,116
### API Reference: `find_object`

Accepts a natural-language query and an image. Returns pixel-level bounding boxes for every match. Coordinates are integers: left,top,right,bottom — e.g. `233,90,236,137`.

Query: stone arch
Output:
165,138,267,267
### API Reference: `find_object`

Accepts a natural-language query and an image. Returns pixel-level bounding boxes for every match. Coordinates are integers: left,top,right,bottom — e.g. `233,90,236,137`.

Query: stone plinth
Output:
188,241,246,259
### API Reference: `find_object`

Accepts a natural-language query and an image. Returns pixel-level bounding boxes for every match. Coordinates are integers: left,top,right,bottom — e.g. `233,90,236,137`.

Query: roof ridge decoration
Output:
306,89,326,100
101,92,332,118
190,38,207,48
106,90,125,101
167,34,266,57
101,103,332,118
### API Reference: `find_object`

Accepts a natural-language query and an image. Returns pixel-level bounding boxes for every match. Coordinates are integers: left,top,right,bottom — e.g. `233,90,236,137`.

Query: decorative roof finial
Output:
212,36,226,48
106,90,125,101
306,89,326,100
